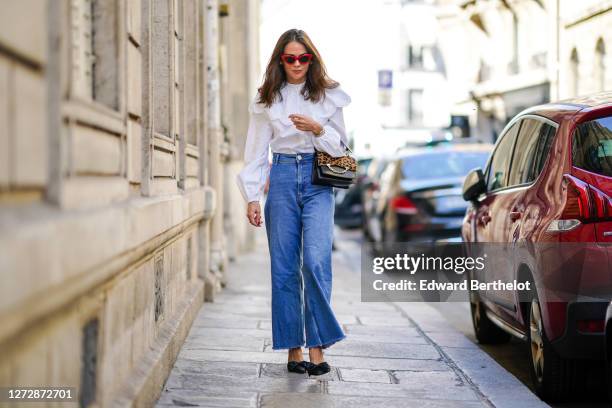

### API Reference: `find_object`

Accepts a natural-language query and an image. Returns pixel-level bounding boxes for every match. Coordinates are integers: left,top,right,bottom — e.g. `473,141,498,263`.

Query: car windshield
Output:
573,116,612,177
401,151,490,180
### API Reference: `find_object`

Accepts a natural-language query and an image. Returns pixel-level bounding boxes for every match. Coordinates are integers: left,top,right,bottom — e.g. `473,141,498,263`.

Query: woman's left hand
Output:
289,114,323,135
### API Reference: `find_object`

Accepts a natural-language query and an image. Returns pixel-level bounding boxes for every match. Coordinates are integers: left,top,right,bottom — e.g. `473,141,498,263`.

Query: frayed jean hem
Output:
271,333,346,351
307,333,346,350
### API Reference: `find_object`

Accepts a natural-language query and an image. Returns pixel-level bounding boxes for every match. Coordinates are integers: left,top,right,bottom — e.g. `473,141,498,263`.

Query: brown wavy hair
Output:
257,29,339,108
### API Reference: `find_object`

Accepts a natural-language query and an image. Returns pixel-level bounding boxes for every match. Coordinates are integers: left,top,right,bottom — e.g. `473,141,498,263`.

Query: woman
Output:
236,29,350,376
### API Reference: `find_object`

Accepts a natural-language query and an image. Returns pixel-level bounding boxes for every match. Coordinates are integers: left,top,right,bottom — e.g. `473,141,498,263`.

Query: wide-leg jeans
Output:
263,152,346,350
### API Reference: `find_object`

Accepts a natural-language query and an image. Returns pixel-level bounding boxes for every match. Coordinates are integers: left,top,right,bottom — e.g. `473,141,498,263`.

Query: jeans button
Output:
297,154,302,160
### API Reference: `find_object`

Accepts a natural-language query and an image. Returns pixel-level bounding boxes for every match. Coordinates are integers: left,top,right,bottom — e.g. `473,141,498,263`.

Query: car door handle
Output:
509,211,522,221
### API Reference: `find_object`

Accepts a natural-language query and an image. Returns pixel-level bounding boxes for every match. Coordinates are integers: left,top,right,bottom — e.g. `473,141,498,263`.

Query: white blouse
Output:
236,81,352,203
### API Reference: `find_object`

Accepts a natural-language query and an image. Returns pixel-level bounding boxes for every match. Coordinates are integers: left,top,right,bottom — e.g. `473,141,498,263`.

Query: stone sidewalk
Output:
155,227,549,408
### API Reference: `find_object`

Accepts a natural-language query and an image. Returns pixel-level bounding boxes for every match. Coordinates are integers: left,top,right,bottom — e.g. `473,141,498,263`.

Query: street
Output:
155,227,550,408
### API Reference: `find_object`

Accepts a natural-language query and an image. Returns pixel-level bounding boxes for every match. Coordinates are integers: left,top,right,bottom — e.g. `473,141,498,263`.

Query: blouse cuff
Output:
312,125,346,157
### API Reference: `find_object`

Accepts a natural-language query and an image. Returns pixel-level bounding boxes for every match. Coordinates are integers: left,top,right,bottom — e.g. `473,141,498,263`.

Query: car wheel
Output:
527,293,584,401
607,345,612,404
469,292,511,344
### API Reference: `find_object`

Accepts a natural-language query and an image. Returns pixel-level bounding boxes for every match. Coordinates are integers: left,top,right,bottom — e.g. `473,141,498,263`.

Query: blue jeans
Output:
263,152,346,350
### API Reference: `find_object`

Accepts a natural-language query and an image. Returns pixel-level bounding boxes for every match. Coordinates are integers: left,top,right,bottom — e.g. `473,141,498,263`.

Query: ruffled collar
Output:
284,81,306,89
249,83,351,126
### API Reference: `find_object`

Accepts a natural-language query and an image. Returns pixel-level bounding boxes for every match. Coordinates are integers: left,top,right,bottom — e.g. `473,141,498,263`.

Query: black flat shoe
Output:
306,361,330,376
287,361,307,374
300,361,316,371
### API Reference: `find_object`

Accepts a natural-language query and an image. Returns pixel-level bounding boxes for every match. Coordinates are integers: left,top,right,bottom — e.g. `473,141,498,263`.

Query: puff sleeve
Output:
312,107,349,157
235,97,273,203
311,86,351,158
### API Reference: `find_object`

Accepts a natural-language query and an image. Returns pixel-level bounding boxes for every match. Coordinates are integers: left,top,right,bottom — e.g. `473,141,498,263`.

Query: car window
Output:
358,158,373,176
368,158,389,180
573,115,612,177
508,119,556,186
401,151,489,180
379,161,398,197
486,121,520,191
528,123,556,182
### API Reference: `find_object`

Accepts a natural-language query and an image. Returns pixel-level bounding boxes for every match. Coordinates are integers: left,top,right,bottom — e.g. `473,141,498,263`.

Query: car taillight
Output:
577,319,604,333
391,195,418,215
548,174,612,232
589,184,612,219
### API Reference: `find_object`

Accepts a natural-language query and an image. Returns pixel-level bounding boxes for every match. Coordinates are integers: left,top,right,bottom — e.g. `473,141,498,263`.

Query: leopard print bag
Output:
312,142,357,189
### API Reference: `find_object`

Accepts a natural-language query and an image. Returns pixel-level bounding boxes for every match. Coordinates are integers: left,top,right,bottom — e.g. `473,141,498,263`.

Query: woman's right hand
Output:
247,201,263,227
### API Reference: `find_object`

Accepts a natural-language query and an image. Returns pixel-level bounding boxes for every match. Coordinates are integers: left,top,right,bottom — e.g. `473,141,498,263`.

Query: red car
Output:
461,92,612,401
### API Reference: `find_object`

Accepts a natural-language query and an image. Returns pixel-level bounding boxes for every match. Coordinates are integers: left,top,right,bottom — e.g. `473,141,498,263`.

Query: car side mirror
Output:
462,168,486,202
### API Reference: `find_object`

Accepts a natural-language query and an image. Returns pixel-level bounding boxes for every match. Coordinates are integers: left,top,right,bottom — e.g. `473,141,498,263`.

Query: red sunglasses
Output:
280,53,313,65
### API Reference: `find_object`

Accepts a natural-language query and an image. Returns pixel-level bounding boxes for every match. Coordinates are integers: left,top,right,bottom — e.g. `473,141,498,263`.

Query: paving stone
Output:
156,389,258,407
165,373,321,394
327,379,480,401
200,303,270,314
183,335,265,352
260,363,340,381
213,295,269,305
188,327,271,340
338,368,391,383
342,332,428,344
258,320,271,329
325,341,440,360
199,310,270,320
170,360,258,380
332,304,400,315
260,393,486,408
176,349,286,365
393,370,464,387
343,325,420,336
357,316,413,326
191,317,260,329
424,331,479,349
335,314,359,325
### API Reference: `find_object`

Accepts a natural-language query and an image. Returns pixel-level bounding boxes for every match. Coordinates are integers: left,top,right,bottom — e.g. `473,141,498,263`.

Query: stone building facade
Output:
0,0,259,406
435,0,612,142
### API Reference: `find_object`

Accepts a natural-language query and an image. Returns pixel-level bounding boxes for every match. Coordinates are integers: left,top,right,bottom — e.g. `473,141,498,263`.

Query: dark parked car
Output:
334,157,373,229
461,91,612,401
361,155,392,241
370,144,491,252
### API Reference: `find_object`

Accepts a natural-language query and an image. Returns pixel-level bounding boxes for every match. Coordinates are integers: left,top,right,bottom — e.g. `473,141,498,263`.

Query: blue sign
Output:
378,70,393,89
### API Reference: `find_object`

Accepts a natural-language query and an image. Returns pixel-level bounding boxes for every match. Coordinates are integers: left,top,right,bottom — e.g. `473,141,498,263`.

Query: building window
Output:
570,48,579,97
152,0,172,137
79,318,99,408
408,45,423,69
407,89,424,126
173,0,183,142
595,39,606,92
70,0,119,109
511,12,519,74
70,0,94,100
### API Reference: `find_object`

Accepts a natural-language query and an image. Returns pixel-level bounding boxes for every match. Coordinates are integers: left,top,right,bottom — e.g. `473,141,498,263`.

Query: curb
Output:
396,302,550,408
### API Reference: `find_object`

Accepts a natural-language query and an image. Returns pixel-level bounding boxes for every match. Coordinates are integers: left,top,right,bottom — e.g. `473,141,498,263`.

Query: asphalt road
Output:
335,226,609,408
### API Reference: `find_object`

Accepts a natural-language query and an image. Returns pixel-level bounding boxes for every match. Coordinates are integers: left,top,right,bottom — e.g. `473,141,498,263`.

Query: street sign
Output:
378,70,393,89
